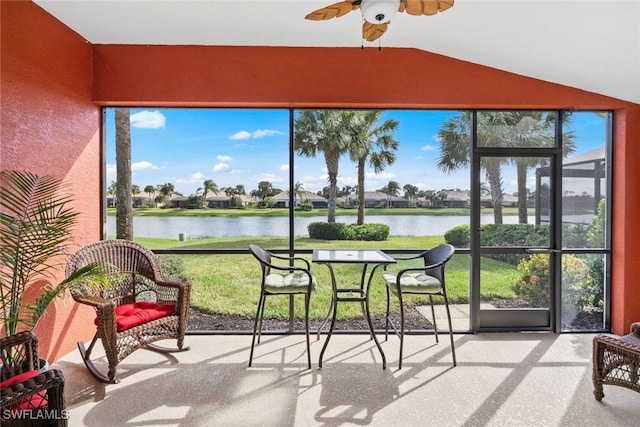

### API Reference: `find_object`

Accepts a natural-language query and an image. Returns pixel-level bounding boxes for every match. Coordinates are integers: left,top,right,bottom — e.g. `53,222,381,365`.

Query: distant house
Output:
442,190,469,208
273,191,328,208
206,194,259,208
362,191,408,208
434,190,516,208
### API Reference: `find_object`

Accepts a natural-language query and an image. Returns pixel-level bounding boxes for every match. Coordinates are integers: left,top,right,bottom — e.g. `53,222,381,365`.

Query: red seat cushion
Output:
0,370,48,417
0,369,40,389
94,301,176,332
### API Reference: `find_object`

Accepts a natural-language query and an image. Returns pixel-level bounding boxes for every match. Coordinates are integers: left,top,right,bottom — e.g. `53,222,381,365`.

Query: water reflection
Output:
106,215,535,239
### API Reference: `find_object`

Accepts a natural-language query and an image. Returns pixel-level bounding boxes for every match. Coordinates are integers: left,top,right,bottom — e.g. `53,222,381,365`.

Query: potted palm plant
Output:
0,170,106,359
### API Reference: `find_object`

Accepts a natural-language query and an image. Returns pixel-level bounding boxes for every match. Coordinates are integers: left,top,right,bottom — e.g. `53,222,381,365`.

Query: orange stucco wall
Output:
1,1,102,361
1,1,639,362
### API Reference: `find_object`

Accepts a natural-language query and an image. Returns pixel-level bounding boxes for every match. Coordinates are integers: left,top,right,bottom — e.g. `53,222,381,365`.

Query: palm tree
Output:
202,179,219,203
500,112,575,223
115,108,132,239
348,111,399,225
380,180,401,207
294,110,355,223
144,185,156,207
256,181,273,204
438,111,576,224
107,181,117,207
403,184,419,206
293,181,305,207
159,182,174,207
438,112,508,224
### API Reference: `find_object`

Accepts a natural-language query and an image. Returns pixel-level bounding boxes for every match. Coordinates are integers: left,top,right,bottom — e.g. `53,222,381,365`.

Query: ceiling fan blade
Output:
305,1,360,21
438,0,455,12
363,21,389,42
402,0,454,16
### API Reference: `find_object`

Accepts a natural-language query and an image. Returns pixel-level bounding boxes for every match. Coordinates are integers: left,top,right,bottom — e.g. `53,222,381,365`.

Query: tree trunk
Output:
516,162,528,223
357,157,366,225
486,160,504,225
115,108,133,240
325,151,339,223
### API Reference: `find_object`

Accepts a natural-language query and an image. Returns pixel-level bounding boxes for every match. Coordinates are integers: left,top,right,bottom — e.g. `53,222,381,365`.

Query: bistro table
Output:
312,249,396,369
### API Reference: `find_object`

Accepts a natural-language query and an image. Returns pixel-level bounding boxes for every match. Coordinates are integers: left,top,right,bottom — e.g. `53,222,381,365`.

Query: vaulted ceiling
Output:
34,0,640,104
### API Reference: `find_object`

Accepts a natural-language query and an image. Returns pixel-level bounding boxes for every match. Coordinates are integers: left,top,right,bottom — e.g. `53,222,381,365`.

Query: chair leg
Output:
305,293,311,369
398,291,405,370
257,294,267,344
249,293,265,367
385,283,390,341
429,295,439,344
443,293,457,367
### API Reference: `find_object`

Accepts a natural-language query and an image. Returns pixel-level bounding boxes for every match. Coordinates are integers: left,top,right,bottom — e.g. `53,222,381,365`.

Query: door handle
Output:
525,248,561,254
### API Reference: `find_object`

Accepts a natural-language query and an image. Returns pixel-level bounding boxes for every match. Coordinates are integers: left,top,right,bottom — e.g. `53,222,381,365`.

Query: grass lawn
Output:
135,236,519,321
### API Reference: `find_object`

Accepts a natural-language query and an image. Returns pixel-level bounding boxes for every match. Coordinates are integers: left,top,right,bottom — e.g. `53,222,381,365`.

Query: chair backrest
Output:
422,243,455,282
66,239,164,299
248,244,271,266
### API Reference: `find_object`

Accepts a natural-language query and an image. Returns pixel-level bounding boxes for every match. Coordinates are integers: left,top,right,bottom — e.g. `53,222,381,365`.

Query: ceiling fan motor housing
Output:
360,0,399,24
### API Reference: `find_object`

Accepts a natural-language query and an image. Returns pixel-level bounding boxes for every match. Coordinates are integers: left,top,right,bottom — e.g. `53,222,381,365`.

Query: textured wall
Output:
1,1,102,361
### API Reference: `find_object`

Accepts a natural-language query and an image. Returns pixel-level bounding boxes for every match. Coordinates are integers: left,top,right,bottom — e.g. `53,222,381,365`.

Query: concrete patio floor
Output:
53,331,639,426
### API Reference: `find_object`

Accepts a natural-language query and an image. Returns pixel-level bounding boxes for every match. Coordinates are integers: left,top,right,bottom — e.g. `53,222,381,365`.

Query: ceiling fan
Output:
305,0,454,42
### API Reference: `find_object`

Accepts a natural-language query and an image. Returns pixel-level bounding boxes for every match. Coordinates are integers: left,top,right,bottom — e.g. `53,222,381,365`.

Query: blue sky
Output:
105,109,606,197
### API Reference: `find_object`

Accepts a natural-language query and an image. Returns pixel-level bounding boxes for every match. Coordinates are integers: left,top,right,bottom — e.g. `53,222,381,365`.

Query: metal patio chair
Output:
247,244,316,369
381,243,456,369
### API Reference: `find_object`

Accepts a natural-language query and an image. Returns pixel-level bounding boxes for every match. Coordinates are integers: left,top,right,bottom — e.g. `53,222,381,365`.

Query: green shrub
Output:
482,224,549,265
444,224,470,247
512,253,593,315
295,199,314,211
158,254,187,282
308,222,347,240
307,222,389,241
561,254,595,316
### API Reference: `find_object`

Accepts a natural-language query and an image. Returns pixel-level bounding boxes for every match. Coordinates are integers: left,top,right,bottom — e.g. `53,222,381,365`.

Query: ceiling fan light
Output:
360,0,398,24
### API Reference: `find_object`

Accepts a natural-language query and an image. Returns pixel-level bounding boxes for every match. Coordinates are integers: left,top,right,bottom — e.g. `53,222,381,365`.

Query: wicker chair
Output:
381,244,456,369
65,239,190,384
1,331,67,426
592,322,640,401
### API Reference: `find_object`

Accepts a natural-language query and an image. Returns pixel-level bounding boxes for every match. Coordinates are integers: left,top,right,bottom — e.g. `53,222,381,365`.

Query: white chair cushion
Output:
382,271,442,293
265,272,317,294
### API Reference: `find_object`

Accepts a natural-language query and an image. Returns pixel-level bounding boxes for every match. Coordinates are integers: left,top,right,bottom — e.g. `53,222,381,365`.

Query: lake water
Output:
106,215,538,239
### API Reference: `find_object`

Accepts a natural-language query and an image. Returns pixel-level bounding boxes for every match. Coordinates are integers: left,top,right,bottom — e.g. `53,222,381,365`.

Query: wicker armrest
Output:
0,332,39,375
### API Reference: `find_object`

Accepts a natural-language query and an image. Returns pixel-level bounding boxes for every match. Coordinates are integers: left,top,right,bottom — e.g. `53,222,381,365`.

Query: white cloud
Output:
230,131,252,140
254,173,284,183
280,164,289,171
213,162,230,172
130,110,166,129
421,144,436,151
230,129,282,140
367,171,396,179
175,172,206,184
253,129,282,138
131,160,161,170
216,155,233,162
230,169,243,175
